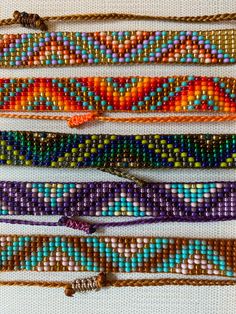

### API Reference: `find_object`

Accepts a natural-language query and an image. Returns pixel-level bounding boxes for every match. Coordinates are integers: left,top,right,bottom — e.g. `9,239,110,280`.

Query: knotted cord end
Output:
68,113,100,128
58,216,96,234
13,11,48,31
64,272,106,297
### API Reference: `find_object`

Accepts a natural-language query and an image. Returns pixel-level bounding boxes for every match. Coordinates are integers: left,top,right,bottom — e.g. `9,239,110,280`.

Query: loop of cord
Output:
0,11,236,30
0,274,235,297
0,113,236,127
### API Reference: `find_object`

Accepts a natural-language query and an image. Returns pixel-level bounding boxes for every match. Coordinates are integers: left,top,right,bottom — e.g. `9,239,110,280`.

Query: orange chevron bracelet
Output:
0,76,236,112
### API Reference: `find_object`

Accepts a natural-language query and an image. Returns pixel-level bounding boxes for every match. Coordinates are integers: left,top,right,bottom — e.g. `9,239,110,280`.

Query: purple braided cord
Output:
0,218,58,227
0,215,235,235
91,216,236,227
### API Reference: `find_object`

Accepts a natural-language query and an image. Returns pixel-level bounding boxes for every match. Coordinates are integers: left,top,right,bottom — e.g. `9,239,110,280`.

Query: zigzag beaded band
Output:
0,76,236,112
0,131,235,168
0,235,235,277
0,30,235,68
0,181,235,219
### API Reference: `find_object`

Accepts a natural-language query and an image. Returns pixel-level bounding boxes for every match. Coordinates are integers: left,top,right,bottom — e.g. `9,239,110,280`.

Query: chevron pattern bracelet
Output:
0,181,235,219
0,30,235,68
0,235,235,277
0,76,236,113
0,131,235,169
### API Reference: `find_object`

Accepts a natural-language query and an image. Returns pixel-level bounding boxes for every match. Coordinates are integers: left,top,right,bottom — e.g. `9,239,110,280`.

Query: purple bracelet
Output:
0,181,235,234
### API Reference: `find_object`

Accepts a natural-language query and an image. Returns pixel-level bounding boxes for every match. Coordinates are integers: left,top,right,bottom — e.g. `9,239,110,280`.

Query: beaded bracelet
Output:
1,180,234,217
0,131,235,169
0,235,235,277
0,181,236,229
1,275,236,297
0,76,236,113
0,181,235,234
0,30,235,68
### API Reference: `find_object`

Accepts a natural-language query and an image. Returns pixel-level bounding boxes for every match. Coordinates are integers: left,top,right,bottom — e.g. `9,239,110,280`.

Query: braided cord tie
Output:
0,11,236,30
1,215,236,234
0,274,235,297
1,113,236,127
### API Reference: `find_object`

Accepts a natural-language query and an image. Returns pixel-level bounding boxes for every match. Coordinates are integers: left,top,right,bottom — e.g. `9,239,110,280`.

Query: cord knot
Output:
13,11,48,31
58,216,96,234
64,272,106,297
68,112,99,128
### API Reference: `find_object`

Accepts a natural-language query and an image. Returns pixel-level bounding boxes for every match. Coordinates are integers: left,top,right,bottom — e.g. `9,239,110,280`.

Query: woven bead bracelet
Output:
0,30,235,68
0,235,235,277
1,180,234,217
1,275,236,297
0,76,236,113
0,131,235,169
0,181,235,234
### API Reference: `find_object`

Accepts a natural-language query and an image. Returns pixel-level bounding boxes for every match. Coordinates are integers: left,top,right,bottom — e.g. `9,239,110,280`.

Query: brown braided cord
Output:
0,277,236,297
109,278,236,287
0,281,67,289
0,11,236,30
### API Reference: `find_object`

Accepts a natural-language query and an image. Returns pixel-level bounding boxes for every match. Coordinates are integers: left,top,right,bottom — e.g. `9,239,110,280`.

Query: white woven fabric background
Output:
0,0,236,313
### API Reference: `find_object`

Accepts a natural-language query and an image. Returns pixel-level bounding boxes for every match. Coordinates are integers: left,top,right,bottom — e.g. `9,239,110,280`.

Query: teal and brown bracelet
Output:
0,235,235,277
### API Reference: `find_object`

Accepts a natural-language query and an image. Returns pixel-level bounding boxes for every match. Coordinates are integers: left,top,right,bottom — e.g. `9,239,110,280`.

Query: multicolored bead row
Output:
0,76,236,112
0,30,235,68
0,131,235,168
0,131,236,168
0,181,235,219
0,235,235,276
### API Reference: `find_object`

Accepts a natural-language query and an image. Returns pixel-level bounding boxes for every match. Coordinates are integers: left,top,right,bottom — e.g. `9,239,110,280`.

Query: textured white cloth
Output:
0,0,236,313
